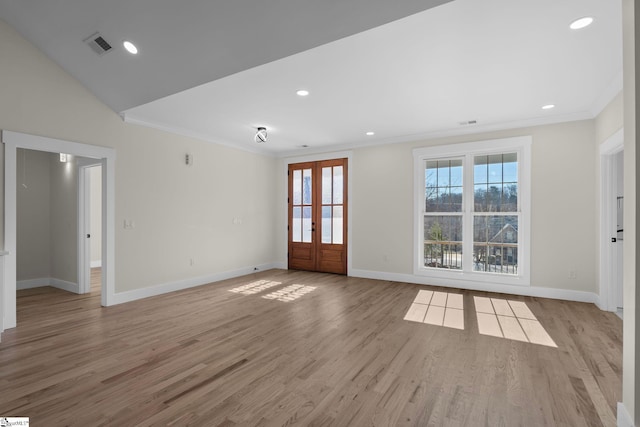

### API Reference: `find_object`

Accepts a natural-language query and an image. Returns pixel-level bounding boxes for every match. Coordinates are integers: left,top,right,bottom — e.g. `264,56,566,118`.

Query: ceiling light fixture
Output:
296,89,309,97
366,131,375,136
569,17,594,30
123,41,138,54
542,104,555,110
255,127,268,143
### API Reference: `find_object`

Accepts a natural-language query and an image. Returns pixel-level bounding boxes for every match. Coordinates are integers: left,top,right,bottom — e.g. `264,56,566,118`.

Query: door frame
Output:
2,131,116,331
284,151,353,275
599,127,623,312
78,161,103,294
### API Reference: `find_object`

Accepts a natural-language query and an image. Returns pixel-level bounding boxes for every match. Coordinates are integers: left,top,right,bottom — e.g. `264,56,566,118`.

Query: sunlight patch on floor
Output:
262,284,316,302
403,290,464,330
229,280,282,295
474,297,557,347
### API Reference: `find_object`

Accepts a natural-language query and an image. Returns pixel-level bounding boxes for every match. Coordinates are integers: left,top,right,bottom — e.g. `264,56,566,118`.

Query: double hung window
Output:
414,137,531,286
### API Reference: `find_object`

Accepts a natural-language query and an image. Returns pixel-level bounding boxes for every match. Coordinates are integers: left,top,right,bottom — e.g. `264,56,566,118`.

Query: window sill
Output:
414,267,530,287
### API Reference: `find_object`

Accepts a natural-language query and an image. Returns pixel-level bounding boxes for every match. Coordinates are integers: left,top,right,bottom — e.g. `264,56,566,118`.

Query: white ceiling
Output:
1,0,622,156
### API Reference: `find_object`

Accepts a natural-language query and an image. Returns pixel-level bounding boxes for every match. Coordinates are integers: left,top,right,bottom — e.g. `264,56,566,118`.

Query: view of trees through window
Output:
424,159,463,269
424,153,519,274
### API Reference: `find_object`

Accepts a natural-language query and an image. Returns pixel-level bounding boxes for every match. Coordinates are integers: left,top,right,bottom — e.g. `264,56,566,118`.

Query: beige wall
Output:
16,151,86,285
49,154,78,284
0,19,279,295
595,91,624,144
90,165,102,265
622,0,638,422
16,149,51,280
593,92,624,318
278,120,598,294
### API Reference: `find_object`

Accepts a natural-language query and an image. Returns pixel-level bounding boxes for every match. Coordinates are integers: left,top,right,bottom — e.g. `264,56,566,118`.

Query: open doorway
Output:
599,128,624,316
16,149,86,294
3,130,116,333
78,161,103,295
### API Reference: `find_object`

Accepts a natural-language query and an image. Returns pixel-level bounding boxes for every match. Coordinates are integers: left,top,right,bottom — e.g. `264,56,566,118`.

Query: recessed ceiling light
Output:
570,17,594,30
366,131,375,136
296,89,309,96
123,41,138,54
542,104,555,110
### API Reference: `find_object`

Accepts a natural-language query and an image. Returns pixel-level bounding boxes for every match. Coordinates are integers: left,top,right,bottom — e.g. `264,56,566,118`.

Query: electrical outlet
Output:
568,270,577,279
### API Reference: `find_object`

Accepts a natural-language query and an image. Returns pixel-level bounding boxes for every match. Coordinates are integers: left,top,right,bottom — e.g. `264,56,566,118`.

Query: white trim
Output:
78,164,91,294
601,128,626,155
90,260,102,268
77,160,102,294
413,136,532,287
16,278,50,290
2,130,117,330
276,112,592,158
283,151,354,275
599,128,624,312
122,114,274,157
350,268,600,304
50,278,80,294
617,402,633,427
110,262,281,305
17,277,80,293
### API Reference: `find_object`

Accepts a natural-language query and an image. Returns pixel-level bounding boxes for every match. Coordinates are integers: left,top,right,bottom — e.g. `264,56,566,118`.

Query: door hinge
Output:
287,197,290,204
287,225,290,231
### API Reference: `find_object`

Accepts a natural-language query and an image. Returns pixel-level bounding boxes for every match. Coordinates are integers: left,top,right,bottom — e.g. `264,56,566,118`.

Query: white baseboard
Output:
51,278,80,294
110,262,281,306
17,277,80,294
349,269,600,304
17,278,50,290
618,402,633,427
90,260,102,268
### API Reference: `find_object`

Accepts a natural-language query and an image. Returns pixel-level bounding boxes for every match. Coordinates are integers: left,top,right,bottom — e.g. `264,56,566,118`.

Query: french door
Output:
288,158,348,275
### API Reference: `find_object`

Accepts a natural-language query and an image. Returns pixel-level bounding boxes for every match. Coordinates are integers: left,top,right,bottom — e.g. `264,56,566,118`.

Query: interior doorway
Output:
599,128,624,315
288,158,348,274
78,161,103,295
2,130,116,333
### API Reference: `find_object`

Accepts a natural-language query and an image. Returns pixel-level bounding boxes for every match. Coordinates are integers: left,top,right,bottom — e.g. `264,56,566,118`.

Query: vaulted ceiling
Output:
0,0,622,155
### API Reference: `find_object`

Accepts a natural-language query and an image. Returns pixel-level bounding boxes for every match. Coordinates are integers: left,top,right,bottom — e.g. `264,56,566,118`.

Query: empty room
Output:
0,0,637,426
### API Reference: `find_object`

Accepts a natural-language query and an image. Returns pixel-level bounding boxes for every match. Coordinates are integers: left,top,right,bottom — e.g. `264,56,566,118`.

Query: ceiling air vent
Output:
83,32,113,56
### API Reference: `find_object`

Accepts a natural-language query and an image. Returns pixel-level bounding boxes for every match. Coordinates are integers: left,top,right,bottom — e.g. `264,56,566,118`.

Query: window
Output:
414,137,531,286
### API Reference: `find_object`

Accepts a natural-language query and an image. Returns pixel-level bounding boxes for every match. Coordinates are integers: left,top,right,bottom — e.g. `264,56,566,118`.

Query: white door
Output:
614,150,623,311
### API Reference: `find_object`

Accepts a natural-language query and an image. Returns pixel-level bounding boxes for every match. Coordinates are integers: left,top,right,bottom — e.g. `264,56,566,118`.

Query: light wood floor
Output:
0,269,622,426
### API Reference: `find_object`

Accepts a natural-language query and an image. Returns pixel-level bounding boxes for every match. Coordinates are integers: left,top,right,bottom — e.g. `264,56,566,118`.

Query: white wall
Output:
0,18,279,297
16,149,50,280
90,165,102,266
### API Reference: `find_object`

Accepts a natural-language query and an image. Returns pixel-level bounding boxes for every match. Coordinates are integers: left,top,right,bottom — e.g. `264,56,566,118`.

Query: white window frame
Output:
413,136,531,287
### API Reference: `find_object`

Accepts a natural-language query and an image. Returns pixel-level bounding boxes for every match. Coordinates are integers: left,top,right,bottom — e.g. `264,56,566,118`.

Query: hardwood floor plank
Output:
0,268,622,426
